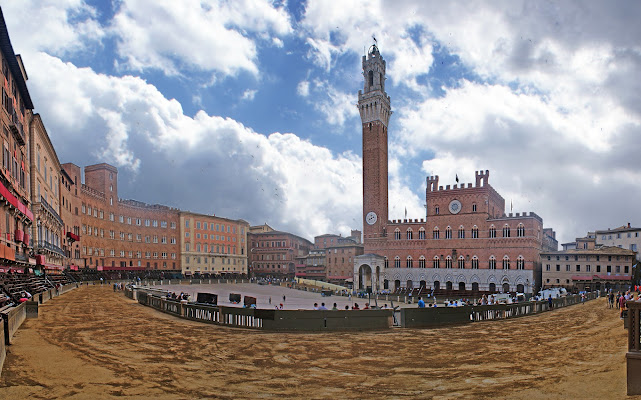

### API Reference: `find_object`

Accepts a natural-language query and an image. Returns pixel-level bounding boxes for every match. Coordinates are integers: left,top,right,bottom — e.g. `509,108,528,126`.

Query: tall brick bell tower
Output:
359,44,391,243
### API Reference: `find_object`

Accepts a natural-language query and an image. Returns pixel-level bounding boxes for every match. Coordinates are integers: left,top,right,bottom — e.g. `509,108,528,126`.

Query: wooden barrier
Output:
401,293,600,328
627,300,641,395
1,301,26,345
135,290,392,331
0,319,5,378
25,301,38,318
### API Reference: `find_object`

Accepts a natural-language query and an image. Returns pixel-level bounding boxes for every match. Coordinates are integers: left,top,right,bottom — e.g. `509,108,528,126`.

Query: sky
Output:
2,0,640,245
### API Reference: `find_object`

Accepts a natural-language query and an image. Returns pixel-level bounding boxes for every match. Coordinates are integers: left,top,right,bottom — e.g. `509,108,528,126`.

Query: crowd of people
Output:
610,289,637,319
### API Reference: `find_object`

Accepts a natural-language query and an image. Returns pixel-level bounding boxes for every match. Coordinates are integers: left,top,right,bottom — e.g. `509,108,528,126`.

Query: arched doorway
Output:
384,279,389,290
458,282,466,291
394,280,401,291
489,282,496,292
516,284,524,293
434,281,440,290
446,281,453,290
419,280,426,288
502,282,510,293
471,282,479,291
358,265,372,291
406,280,413,289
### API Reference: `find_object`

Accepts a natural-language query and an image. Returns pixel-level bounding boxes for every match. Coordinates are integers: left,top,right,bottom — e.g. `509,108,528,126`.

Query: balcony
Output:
15,252,28,262
9,111,25,146
40,195,63,225
34,240,65,257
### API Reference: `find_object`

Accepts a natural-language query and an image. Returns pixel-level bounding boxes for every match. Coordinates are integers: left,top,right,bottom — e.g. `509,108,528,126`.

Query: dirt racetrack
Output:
0,285,639,399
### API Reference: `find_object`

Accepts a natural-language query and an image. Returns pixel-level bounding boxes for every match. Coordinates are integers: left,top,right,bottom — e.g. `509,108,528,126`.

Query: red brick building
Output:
0,10,34,273
78,163,181,272
249,229,312,278
61,163,82,268
296,231,363,284
355,45,554,294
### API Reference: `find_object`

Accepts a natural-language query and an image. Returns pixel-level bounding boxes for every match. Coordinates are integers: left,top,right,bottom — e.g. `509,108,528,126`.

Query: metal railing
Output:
39,195,63,225
34,240,65,257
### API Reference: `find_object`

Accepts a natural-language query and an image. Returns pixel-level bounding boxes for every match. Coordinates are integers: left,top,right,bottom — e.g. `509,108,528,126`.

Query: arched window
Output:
196,243,201,252
471,256,479,269
472,203,477,212
418,228,426,240
458,255,465,269
458,226,465,239
503,224,511,238
406,256,413,268
503,255,510,269
395,228,401,240
489,256,496,269
472,225,479,239
419,256,426,268
368,70,374,87
394,256,401,268
517,224,525,237
445,226,452,239
445,256,453,269
489,225,496,238
407,229,413,240
433,227,440,239
517,256,525,270
384,257,389,268
433,256,440,269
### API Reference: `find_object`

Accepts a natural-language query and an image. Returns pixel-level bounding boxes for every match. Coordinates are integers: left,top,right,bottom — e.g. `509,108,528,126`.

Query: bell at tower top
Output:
358,43,392,126
362,44,386,94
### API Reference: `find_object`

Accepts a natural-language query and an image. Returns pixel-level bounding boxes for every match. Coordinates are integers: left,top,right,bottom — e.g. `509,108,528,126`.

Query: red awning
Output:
0,180,33,221
99,266,146,271
596,275,631,281
571,276,594,281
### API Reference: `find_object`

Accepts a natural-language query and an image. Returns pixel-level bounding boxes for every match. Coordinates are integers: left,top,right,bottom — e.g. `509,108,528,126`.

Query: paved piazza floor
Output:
154,282,393,310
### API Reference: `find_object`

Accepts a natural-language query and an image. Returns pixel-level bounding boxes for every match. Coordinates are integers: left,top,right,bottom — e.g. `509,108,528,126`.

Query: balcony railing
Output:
9,110,25,146
34,240,65,257
40,195,63,225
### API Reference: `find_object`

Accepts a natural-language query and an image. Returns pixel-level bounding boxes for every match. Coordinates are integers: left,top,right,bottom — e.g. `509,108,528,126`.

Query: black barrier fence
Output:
401,292,600,328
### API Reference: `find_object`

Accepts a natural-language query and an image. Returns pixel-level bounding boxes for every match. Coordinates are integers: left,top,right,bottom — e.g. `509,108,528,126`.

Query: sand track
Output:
0,286,638,399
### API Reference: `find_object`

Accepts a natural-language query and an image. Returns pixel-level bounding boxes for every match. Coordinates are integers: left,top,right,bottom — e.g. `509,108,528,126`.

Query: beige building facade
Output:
180,212,249,276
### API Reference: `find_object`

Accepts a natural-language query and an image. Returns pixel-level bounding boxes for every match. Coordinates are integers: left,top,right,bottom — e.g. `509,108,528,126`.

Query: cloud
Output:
27,53,363,239
297,80,310,97
241,89,257,101
110,0,292,78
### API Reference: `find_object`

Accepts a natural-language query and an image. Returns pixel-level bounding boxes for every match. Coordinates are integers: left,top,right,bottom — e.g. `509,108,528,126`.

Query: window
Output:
145,219,150,227
556,265,560,271
458,256,465,269
433,228,440,239
418,228,425,239
394,257,401,268
433,256,440,268
458,226,465,239
394,229,401,240
616,266,620,273
435,206,439,215
586,265,591,272
406,256,413,268
566,265,571,272
419,256,426,268
489,256,496,269
596,265,601,272
472,226,479,238
546,264,551,271
407,229,413,240
109,213,114,221
153,220,158,227
489,225,496,238
502,256,510,269
576,265,581,272
445,226,452,239
445,256,452,269
119,215,124,223
517,224,525,237
503,225,511,238
472,203,477,212
384,257,388,268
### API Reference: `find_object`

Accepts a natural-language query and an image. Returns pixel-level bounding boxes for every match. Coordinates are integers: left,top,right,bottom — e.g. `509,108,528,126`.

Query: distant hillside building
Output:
595,223,640,261
296,230,363,284
354,45,555,295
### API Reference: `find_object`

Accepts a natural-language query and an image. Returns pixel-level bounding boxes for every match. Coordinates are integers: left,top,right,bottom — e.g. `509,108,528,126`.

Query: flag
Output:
405,207,407,219
455,174,459,183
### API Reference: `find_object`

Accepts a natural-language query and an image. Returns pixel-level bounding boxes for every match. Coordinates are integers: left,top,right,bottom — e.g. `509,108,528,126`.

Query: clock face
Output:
366,211,378,225
448,200,462,214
